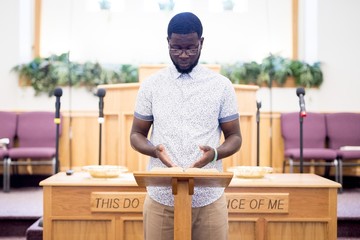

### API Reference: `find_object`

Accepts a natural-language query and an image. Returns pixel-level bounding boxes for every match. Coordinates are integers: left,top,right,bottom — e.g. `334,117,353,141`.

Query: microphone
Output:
256,100,262,123
97,88,106,123
54,87,63,124
296,87,306,117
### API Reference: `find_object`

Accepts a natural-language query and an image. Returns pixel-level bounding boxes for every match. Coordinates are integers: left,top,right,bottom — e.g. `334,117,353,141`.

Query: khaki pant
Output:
143,194,228,240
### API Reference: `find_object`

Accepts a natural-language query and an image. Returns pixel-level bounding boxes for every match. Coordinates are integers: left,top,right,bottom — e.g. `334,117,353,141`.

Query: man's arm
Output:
130,117,176,167
217,118,242,160
130,117,154,157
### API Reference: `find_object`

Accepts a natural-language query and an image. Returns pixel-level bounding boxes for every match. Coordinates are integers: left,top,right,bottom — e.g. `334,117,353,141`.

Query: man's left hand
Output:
189,145,215,168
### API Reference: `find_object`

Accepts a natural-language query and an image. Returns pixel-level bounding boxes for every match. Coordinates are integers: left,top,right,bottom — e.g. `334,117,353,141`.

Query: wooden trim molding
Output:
34,0,42,58
292,0,299,59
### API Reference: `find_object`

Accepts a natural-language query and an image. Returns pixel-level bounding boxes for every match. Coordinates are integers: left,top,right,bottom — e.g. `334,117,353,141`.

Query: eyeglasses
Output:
169,45,200,56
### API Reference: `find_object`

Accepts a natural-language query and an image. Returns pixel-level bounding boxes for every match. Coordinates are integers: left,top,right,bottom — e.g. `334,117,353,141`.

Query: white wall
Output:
316,0,360,112
40,0,291,64
0,0,21,111
0,0,359,112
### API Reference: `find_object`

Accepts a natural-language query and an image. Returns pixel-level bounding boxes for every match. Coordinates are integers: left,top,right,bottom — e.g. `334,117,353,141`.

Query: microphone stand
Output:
66,52,74,176
55,120,60,173
54,88,62,174
256,101,262,166
97,88,106,166
299,111,305,173
268,73,273,168
98,116,103,166
296,87,306,174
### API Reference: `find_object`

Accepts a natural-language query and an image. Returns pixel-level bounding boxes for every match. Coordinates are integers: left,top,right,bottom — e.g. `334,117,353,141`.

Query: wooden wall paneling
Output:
259,113,284,172
103,114,120,166
59,112,99,171
52,218,115,240
222,115,254,171
233,84,259,167
118,215,144,240
101,83,139,113
266,221,328,240
71,114,99,166
240,114,256,165
43,187,52,238
123,113,148,172
228,218,257,240
99,83,139,168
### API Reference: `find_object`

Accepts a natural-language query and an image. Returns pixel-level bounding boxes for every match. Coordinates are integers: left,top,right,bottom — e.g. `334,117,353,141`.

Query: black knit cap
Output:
167,12,203,38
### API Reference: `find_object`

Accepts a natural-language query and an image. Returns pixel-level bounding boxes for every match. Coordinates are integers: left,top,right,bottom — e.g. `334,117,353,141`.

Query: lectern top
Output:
133,168,233,188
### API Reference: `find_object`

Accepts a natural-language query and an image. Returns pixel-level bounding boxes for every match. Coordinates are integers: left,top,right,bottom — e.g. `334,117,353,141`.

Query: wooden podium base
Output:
134,169,233,240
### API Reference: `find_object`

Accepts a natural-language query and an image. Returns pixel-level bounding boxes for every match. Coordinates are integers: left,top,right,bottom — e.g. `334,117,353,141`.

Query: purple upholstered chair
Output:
326,112,360,189
0,111,18,192
4,111,60,192
281,112,339,182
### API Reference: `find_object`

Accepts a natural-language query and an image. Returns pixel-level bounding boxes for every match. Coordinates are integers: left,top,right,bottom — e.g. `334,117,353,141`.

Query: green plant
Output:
240,62,261,85
221,54,324,88
259,54,292,86
12,53,139,96
221,61,261,85
119,64,138,83
289,60,323,88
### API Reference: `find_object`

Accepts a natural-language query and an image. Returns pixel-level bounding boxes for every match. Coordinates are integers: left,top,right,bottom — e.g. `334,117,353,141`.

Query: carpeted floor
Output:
0,237,25,240
0,187,43,218
338,188,360,219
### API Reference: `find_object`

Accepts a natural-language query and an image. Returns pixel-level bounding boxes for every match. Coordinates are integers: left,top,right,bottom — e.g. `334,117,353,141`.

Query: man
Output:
130,12,242,240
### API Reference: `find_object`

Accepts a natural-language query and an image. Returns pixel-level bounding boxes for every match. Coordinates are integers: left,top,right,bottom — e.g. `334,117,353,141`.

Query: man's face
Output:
167,32,204,74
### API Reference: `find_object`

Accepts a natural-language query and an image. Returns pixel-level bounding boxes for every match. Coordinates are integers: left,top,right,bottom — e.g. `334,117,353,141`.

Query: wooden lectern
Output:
134,169,233,240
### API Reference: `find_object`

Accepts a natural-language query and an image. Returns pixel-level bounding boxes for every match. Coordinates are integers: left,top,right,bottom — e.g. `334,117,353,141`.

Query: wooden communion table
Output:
40,172,340,240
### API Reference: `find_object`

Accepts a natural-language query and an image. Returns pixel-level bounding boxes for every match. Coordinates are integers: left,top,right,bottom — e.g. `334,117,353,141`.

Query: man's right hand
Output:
155,144,177,167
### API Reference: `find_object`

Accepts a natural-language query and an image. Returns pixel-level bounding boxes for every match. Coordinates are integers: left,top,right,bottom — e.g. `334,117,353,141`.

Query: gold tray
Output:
82,165,128,178
227,166,273,178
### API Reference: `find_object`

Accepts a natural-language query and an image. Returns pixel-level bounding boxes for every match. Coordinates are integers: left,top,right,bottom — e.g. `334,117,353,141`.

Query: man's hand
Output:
189,145,215,168
155,144,177,167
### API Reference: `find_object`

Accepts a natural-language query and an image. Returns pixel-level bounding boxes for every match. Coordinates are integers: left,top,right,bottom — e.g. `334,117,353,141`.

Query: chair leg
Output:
289,159,294,173
52,157,56,174
324,161,331,178
338,159,343,193
334,159,339,184
2,159,6,192
3,158,10,192
282,159,286,173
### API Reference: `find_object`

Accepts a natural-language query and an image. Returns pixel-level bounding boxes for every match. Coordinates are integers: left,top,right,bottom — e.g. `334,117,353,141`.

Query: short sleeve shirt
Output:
134,64,239,207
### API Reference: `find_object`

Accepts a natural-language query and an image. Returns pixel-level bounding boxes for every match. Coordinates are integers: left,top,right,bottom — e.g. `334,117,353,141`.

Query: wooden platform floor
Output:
0,175,359,239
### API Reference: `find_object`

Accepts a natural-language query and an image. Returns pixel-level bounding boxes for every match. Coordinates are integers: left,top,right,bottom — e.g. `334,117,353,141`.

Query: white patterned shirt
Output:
134,64,239,207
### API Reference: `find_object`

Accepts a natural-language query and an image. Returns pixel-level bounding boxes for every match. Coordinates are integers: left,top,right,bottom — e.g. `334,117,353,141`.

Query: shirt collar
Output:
169,64,203,80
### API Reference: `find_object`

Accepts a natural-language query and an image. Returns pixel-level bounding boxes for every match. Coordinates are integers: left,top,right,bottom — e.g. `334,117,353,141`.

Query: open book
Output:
150,166,219,173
